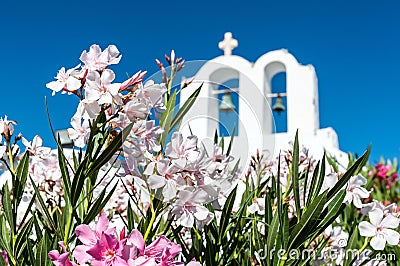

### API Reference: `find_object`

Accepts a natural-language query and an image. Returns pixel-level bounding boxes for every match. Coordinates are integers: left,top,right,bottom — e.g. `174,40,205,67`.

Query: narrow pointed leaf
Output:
170,84,202,130
289,191,328,250
29,176,56,231
292,130,301,220
2,182,14,234
226,125,236,156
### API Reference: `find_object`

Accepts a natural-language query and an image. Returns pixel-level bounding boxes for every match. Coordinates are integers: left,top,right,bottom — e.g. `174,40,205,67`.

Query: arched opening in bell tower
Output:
264,61,288,134
209,68,240,137
216,78,239,137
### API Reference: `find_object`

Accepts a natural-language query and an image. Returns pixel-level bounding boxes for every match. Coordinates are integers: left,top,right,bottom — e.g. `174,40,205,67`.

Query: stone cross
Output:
218,32,238,56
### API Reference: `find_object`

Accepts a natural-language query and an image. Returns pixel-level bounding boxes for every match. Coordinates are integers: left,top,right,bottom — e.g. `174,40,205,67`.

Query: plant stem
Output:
279,254,287,266
64,207,73,245
357,237,370,255
143,196,156,242
7,143,14,174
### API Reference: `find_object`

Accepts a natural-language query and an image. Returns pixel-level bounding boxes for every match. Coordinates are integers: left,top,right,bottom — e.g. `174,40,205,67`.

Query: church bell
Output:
219,92,236,112
272,95,285,114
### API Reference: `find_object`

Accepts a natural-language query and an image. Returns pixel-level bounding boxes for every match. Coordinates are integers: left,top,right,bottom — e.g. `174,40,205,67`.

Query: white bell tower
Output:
179,32,347,167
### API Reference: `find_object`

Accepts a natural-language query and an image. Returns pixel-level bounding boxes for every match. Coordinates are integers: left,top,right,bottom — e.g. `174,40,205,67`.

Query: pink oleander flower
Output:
85,232,128,265
119,71,147,92
80,44,121,71
373,162,399,189
1,250,8,265
73,214,116,264
144,235,182,265
376,163,390,178
48,242,77,266
72,215,197,266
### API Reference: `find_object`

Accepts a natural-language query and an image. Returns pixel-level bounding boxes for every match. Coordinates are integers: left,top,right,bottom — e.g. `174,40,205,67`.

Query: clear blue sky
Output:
1,0,399,163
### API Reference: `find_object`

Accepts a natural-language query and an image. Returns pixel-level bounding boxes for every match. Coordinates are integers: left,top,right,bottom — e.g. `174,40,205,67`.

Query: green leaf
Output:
226,125,236,156
292,130,301,220
15,218,33,257
310,196,346,242
0,253,7,266
219,136,224,151
342,227,362,266
2,182,14,234
315,153,326,197
86,123,133,177
26,237,35,265
303,161,311,208
82,182,118,225
57,142,71,202
306,161,320,206
266,212,280,263
0,230,13,264
159,90,177,145
29,176,56,231
281,204,289,250
35,232,50,266
127,201,138,231
0,215,10,246
70,157,89,207
14,152,30,207
265,193,272,225
325,151,339,173
219,186,237,243
276,152,283,226
289,191,328,250
170,84,202,131
318,190,346,230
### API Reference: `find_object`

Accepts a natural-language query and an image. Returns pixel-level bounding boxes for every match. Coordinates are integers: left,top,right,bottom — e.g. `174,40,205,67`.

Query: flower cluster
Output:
45,45,239,229
44,45,165,220
367,160,399,205
46,44,162,151
49,214,200,266
370,162,398,190
140,132,237,227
